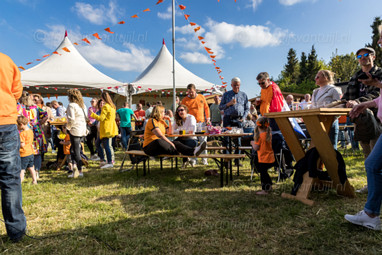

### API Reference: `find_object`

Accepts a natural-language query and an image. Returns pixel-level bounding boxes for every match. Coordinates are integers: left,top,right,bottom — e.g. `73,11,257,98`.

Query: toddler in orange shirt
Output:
17,116,37,184
251,117,275,195
60,125,73,173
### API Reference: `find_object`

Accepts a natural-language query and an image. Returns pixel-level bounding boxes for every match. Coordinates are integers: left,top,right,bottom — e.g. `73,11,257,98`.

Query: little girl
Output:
251,117,275,195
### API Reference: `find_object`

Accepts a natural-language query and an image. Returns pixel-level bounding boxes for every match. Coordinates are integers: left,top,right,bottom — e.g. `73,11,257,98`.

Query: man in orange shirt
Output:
181,84,210,165
0,52,26,242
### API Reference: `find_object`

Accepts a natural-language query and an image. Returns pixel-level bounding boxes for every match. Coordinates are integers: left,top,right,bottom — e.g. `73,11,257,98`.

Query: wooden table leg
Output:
274,117,315,205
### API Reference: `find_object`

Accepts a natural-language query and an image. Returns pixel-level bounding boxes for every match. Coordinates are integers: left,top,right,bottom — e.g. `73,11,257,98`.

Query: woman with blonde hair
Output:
66,89,88,178
90,91,118,169
143,105,206,157
312,70,342,149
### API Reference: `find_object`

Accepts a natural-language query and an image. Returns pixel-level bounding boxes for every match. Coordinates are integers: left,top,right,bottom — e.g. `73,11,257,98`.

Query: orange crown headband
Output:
257,121,269,128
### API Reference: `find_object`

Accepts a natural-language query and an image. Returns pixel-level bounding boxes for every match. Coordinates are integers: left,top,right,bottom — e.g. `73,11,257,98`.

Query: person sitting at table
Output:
173,105,198,168
312,70,342,149
251,117,275,195
142,105,206,157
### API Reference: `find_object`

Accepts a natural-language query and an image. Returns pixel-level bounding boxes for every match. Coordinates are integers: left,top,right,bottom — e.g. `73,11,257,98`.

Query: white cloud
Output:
174,24,205,35
179,52,211,64
35,25,153,72
157,5,182,20
279,0,315,6
250,0,263,11
72,1,121,25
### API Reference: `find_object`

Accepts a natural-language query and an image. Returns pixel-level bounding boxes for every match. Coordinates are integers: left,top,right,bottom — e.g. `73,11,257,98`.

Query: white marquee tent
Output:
130,41,216,94
21,32,125,97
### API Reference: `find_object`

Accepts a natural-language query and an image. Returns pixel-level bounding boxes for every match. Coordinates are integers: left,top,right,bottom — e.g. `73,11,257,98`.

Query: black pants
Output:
143,139,194,157
85,125,98,155
222,115,242,164
68,131,83,171
255,162,274,191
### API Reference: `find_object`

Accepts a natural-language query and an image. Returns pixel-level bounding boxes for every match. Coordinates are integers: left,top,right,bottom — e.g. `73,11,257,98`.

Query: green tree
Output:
298,52,308,83
282,48,300,84
329,52,359,82
306,45,320,81
366,17,382,67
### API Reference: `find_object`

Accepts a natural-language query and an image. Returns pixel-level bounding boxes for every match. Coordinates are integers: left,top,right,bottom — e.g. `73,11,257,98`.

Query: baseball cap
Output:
356,47,375,56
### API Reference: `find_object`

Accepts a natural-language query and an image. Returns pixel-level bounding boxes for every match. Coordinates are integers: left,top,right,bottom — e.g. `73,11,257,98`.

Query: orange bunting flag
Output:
198,36,204,40
201,41,205,44
190,22,196,26
42,54,50,58
179,5,186,10
217,70,222,74
36,59,41,61
104,27,114,33
26,62,32,65
47,94,50,99
143,8,150,12
205,47,212,51
18,66,25,70
210,55,216,58
62,47,70,52
222,82,227,85
82,38,91,44
73,42,79,45
194,26,201,32
131,14,138,18
156,0,164,4
215,67,220,69
93,33,101,40
184,14,190,20
118,21,125,24
53,51,59,55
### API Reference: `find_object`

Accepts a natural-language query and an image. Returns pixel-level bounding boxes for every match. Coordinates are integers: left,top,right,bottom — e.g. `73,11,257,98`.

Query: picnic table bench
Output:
123,150,245,187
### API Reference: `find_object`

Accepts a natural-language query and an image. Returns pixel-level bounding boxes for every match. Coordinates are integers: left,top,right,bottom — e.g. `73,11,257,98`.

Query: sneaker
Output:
51,149,56,154
99,161,107,167
256,190,269,195
344,210,381,230
68,173,74,178
181,161,189,169
202,159,208,166
73,165,79,178
356,185,368,194
90,155,100,161
101,163,114,169
194,141,207,156
36,172,40,180
78,172,84,178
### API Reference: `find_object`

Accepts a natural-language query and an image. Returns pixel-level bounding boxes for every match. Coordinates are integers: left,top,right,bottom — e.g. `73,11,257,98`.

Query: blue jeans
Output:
100,138,112,164
329,119,339,150
121,127,131,150
0,125,26,240
364,135,382,215
34,154,42,171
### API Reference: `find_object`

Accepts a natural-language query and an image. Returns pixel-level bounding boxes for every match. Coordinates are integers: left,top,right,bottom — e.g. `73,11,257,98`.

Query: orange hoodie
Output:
0,53,23,125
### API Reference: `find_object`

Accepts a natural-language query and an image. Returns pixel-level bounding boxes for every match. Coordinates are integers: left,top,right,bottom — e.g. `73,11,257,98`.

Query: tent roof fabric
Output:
130,44,215,93
21,35,124,94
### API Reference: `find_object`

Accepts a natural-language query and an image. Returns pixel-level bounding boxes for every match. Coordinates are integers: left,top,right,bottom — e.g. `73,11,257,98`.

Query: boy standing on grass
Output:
17,116,38,184
60,125,74,176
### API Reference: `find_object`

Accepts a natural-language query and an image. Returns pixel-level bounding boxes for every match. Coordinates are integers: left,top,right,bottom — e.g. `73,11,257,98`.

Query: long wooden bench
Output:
123,150,245,187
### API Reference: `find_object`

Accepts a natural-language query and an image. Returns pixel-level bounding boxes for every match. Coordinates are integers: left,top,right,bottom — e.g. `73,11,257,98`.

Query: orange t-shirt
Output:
255,132,275,163
143,118,168,148
181,94,210,123
63,134,71,155
260,85,273,115
20,129,34,157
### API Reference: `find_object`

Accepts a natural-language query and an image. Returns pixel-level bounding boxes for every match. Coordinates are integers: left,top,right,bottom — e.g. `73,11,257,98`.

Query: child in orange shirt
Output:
17,116,37,184
251,117,275,195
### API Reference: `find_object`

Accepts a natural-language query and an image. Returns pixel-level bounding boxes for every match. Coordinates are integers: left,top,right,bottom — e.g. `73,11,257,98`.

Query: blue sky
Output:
1,0,382,105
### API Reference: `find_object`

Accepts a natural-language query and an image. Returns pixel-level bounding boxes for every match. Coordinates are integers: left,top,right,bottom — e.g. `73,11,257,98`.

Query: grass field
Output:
0,149,381,254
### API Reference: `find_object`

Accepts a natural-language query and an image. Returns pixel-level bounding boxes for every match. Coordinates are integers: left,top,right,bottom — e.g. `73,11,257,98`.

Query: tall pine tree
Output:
298,52,308,83
366,17,382,67
282,48,300,84
306,45,320,81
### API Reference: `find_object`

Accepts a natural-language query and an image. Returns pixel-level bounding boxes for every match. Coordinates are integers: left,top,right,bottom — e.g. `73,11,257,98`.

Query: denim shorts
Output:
21,155,34,170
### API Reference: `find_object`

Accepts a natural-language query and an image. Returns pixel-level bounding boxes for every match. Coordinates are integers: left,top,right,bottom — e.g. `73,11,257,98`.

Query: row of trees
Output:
277,17,382,94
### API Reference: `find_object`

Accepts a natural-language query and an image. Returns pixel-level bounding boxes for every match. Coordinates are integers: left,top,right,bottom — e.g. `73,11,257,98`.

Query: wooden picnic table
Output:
265,108,356,205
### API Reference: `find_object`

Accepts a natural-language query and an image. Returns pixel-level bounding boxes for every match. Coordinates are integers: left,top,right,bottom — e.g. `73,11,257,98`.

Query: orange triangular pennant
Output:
18,66,25,70
82,38,91,44
42,54,50,58
179,5,186,10
131,14,138,18
143,8,150,12
156,0,164,4
62,47,70,52
73,42,79,45
184,14,190,20
194,26,201,32
104,27,114,33
198,36,204,40
118,21,125,24
210,55,216,58
93,33,101,40
201,41,205,44
190,22,196,26
205,47,212,51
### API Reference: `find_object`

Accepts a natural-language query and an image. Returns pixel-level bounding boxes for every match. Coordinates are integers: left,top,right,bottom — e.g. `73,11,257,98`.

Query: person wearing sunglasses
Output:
342,46,382,194
345,27,382,230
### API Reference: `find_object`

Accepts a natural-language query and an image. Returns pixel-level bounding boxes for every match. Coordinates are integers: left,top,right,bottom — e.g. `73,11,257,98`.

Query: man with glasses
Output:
219,77,249,166
343,47,382,193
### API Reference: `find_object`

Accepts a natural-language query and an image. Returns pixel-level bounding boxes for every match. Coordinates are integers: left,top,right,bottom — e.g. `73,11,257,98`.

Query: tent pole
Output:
172,0,176,113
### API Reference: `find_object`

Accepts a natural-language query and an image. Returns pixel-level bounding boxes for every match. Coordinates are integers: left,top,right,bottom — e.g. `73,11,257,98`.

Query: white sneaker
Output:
36,172,40,180
344,210,381,230
68,173,74,178
99,161,107,167
356,185,368,194
202,159,208,166
90,155,100,161
78,172,84,178
101,163,114,169
73,165,79,178
194,141,207,156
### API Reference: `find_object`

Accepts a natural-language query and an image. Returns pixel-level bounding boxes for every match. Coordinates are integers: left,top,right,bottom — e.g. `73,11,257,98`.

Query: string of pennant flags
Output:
19,0,237,95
